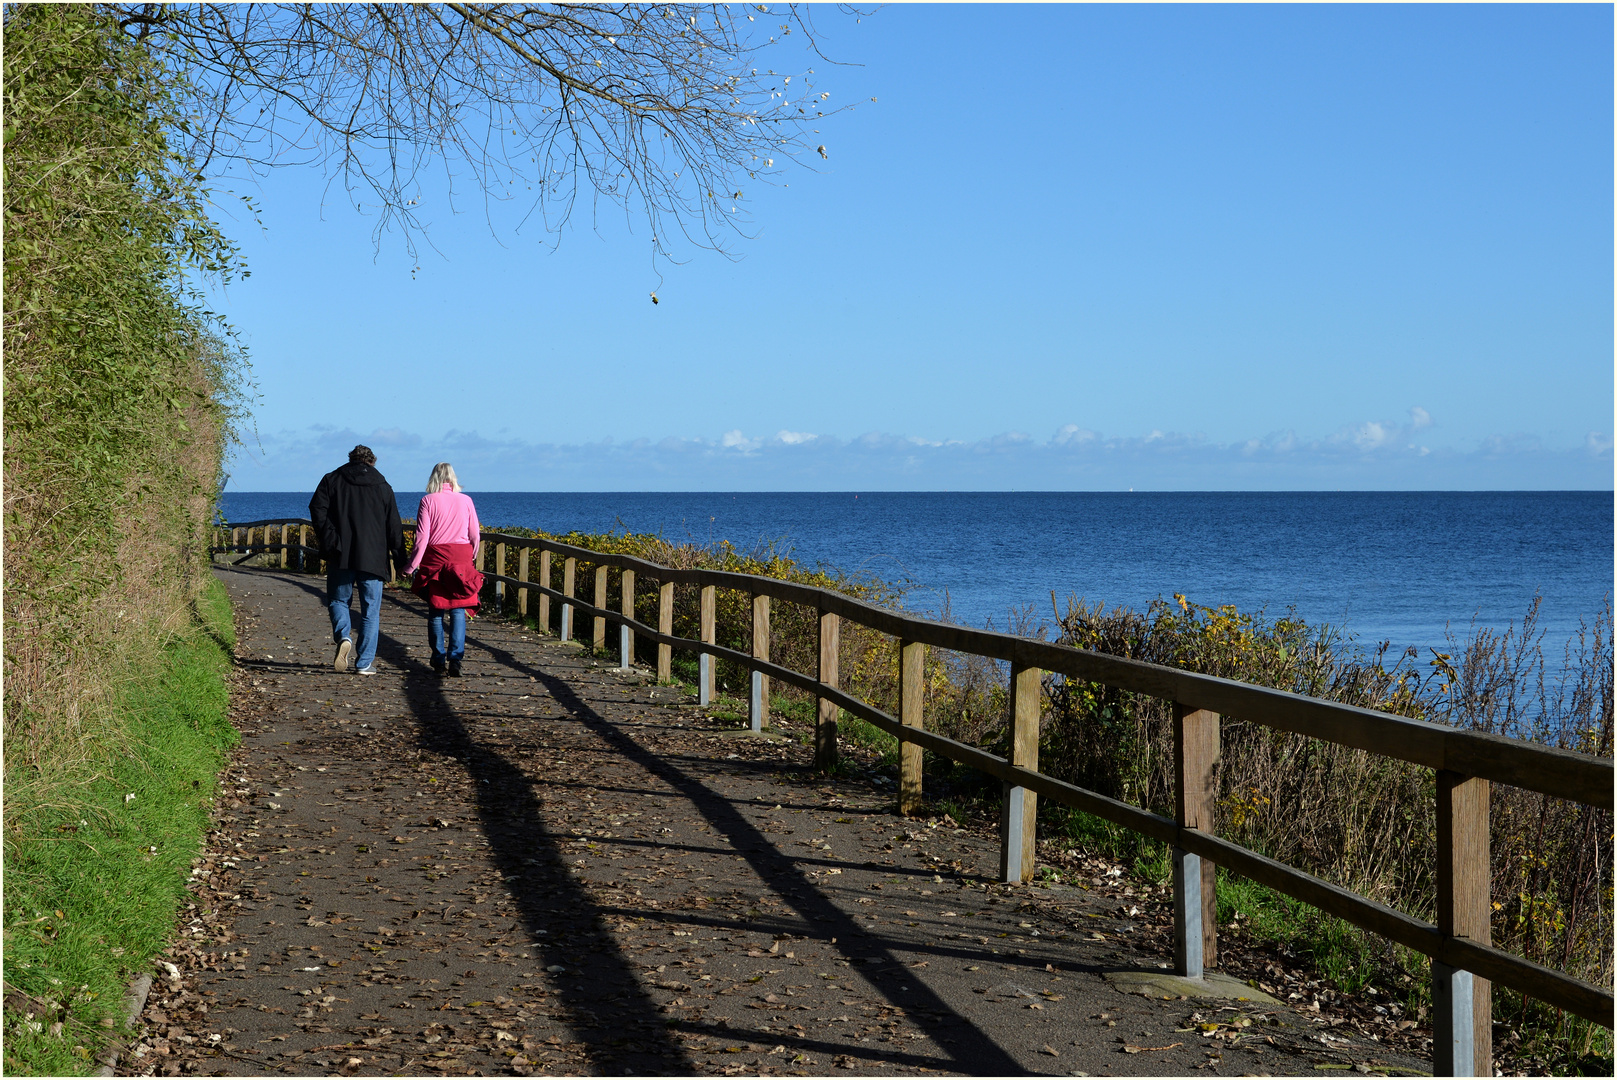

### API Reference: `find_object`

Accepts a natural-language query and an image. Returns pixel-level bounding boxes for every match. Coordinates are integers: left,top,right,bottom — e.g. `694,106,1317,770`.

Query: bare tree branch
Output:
96,3,867,266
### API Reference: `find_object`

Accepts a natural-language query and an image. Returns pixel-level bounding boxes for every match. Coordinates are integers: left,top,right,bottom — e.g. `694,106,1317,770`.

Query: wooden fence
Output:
212,518,316,570
213,520,1614,1075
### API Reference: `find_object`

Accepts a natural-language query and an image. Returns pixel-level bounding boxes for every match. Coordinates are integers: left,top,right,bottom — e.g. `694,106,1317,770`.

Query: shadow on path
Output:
470,627,1026,1074
382,590,695,1074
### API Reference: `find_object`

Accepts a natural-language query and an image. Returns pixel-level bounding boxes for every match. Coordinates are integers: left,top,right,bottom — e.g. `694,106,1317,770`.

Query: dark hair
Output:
349,445,376,466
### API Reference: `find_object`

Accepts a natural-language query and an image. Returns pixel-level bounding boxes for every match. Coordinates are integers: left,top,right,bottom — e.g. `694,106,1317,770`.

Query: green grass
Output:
3,578,239,1076
1047,805,1389,989
1212,872,1386,992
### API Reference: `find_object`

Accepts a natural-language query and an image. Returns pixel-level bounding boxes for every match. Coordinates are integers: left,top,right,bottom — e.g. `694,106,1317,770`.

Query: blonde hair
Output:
426,462,460,494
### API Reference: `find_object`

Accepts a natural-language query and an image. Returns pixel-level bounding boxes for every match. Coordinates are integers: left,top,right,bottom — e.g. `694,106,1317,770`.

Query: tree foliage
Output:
107,3,862,262
3,3,249,761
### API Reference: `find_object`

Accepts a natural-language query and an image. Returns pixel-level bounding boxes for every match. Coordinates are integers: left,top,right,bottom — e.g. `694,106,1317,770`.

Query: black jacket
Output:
308,462,405,580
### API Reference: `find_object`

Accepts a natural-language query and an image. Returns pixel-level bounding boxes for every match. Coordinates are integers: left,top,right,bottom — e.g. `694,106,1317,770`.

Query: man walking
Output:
309,445,405,675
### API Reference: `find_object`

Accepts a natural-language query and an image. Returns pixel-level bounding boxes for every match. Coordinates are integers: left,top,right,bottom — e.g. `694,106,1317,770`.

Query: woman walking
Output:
402,463,483,676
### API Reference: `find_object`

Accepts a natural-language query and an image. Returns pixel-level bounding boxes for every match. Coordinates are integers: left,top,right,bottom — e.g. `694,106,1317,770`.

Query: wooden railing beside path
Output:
213,519,1614,1076
212,518,316,569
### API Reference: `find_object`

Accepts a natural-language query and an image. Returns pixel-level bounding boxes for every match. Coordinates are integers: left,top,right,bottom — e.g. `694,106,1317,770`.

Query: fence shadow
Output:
467,622,1026,1073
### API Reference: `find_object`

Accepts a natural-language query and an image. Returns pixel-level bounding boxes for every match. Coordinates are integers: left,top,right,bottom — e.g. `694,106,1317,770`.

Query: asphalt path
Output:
112,566,1433,1078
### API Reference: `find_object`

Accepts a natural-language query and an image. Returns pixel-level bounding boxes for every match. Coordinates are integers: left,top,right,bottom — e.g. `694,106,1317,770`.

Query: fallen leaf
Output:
1122,1041,1183,1054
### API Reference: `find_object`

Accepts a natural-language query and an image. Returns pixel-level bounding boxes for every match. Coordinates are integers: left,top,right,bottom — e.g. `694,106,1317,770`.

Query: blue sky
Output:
212,4,1613,493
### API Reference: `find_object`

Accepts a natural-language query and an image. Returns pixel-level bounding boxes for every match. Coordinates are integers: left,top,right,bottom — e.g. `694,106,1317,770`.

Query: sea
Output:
220,490,1613,667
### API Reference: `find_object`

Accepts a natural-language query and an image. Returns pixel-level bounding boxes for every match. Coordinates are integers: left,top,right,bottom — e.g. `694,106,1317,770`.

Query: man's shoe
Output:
432,657,446,675
355,665,378,676
447,660,462,678
332,638,353,671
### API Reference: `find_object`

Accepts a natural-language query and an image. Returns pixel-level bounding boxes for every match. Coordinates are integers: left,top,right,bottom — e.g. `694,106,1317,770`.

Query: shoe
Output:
447,660,462,678
332,638,352,671
432,657,446,675
355,665,378,676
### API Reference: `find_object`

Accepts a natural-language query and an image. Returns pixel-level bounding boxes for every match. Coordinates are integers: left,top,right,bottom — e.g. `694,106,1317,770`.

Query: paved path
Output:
116,566,1433,1077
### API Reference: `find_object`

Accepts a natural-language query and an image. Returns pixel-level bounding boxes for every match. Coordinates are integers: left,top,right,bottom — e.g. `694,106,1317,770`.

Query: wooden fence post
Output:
279,523,290,568
657,582,674,683
999,662,1040,883
816,608,839,771
593,566,608,652
474,540,489,607
517,546,530,619
298,524,310,572
619,569,636,670
537,550,552,634
1435,771,1492,1078
494,542,507,610
560,556,576,642
750,594,770,732
1174,704,1220,977
900,640,926,816
699,585,716,705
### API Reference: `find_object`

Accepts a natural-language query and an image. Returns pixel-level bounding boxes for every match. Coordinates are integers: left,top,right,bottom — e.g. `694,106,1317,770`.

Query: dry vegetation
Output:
3,4,248,798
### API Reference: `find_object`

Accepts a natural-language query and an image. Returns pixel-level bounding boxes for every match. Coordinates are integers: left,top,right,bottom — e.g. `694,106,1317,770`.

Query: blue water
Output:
220,491,1612,663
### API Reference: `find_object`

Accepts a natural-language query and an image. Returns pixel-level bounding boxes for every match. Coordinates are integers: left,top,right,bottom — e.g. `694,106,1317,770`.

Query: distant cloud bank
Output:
228,411,1613,492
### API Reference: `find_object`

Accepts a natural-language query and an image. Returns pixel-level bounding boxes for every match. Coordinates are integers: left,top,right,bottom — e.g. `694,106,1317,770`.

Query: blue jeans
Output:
327,570,384,671
429,608,467,664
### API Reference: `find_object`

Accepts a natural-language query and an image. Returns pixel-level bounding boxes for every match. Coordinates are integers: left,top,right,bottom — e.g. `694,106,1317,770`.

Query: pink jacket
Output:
405,490,481,574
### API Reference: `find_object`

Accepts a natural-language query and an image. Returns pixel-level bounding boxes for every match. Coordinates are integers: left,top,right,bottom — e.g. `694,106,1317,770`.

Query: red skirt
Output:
411,543,484,611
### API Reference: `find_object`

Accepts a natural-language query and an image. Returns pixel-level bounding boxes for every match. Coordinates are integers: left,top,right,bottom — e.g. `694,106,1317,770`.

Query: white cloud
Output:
1351,421,1394,449
228,418,1614,493
1053,424,1097,446
1409,406,1432,430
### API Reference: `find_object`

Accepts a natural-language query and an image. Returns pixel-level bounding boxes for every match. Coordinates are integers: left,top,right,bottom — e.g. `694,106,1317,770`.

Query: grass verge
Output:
2,577,239,1076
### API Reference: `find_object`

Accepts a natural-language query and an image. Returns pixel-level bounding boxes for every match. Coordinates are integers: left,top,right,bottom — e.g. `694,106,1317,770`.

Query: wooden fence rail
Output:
212,520,1615,1074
